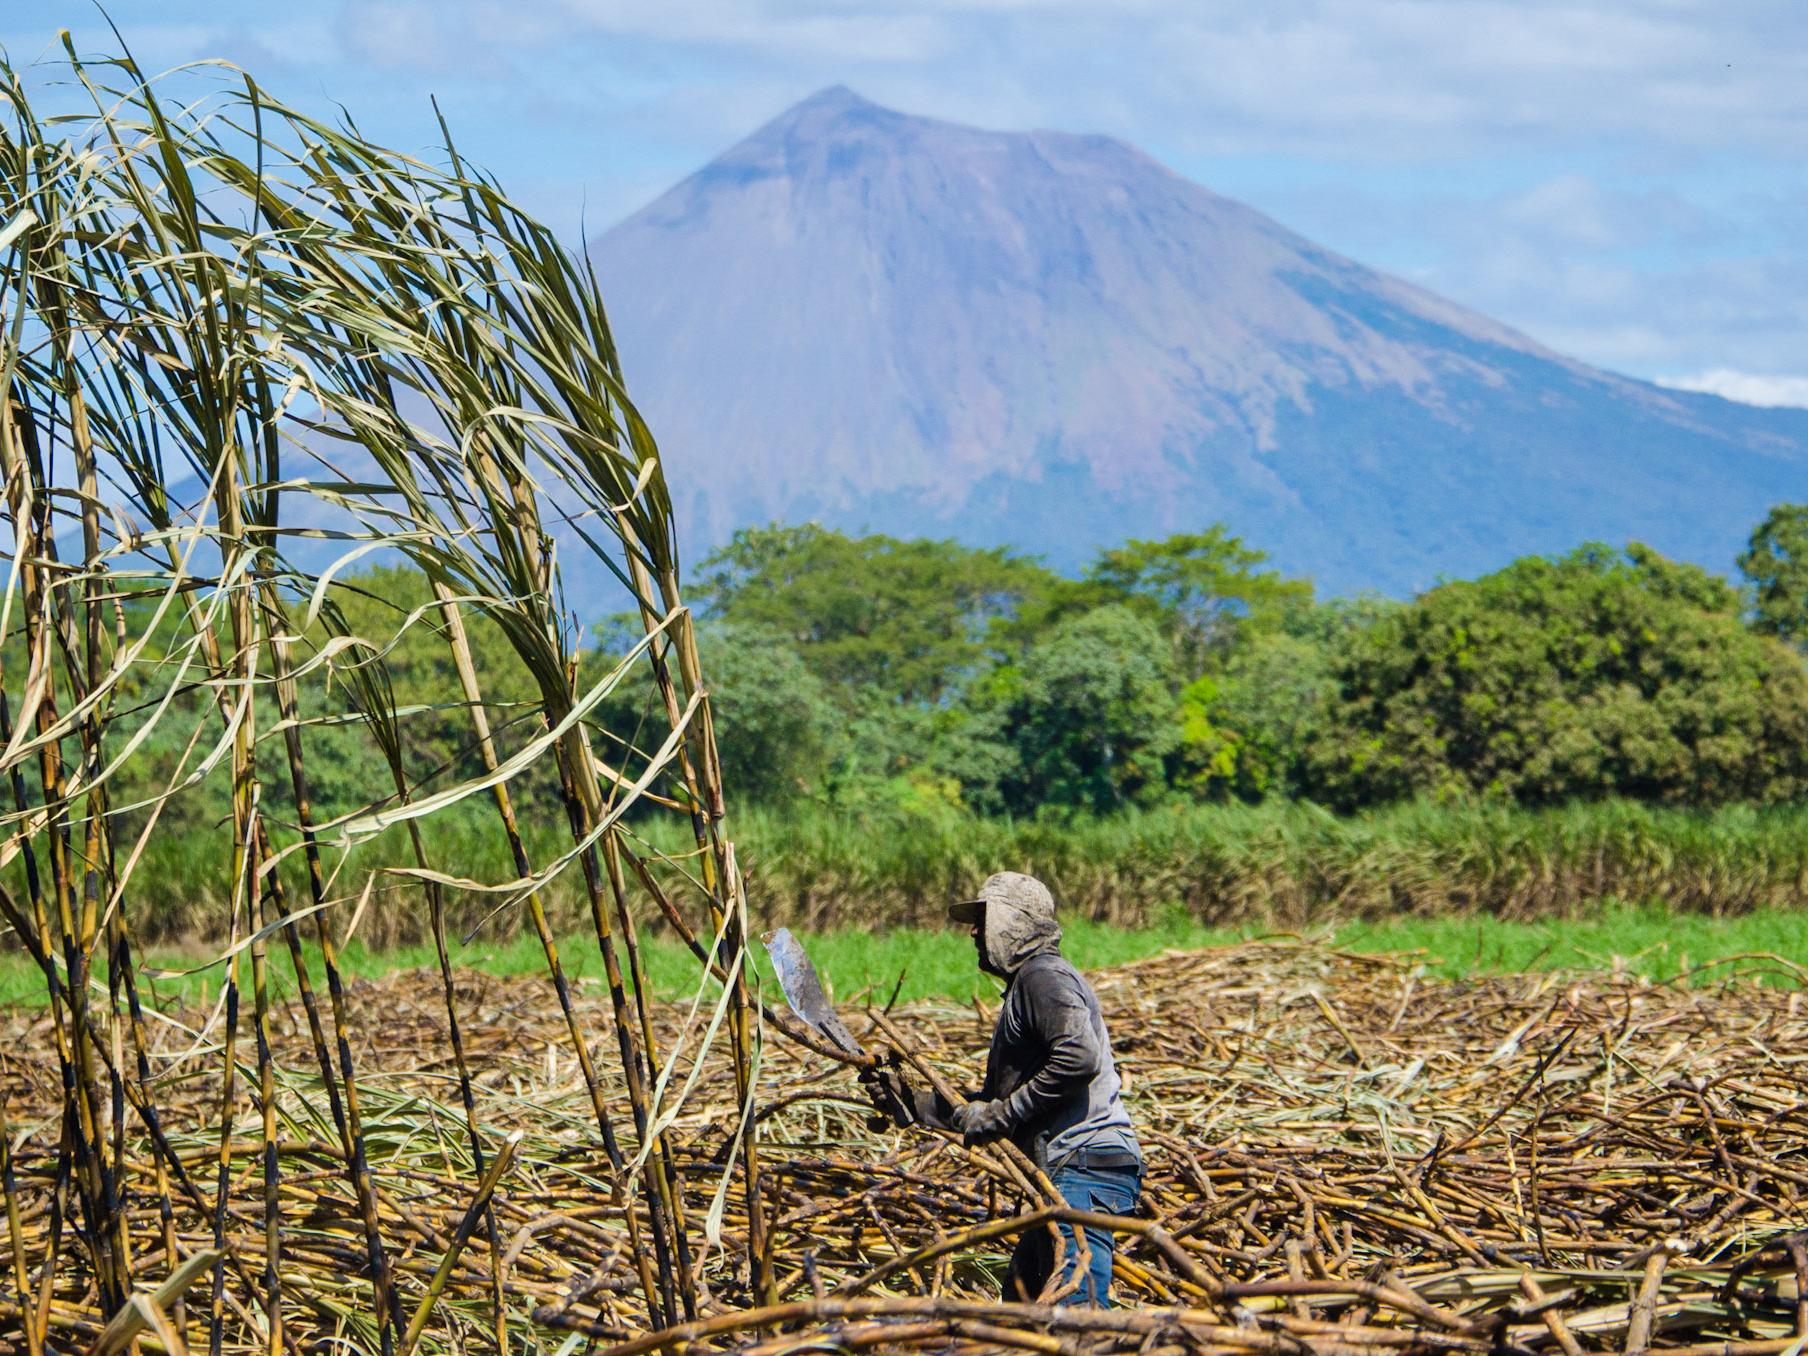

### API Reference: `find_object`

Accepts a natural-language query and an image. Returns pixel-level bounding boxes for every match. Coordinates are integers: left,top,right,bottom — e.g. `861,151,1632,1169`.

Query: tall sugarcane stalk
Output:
433,583,698,1318
3,392,128,1312
315,598,514,1339
616,525,770,1300
1,33,767,1352
264,617,405,1351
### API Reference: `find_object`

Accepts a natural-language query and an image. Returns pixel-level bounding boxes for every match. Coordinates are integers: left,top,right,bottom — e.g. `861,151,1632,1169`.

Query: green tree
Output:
819,698,1015,815
315,564,545,794
693,623,840,801
1081,527,1312,675
1306,544,1808,808
1739,503,1808,648
691,523,1057,703
1170,596,1396,801
989,606,1180,814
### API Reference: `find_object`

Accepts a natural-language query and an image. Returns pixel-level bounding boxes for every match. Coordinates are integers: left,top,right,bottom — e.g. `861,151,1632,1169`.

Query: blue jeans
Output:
1007,1162,1142,1306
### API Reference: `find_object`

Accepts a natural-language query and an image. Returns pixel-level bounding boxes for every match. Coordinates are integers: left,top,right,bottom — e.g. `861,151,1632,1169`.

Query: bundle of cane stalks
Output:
3,939,1804,1355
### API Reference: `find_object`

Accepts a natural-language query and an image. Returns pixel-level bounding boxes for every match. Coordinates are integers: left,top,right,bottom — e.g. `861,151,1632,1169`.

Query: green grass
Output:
5,900,1803,1010
1332,902,1808,985
778,902,1808,1000
19,796,1808,948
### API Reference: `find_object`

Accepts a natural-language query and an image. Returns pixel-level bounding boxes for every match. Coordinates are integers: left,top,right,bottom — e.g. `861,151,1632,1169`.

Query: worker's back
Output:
983,945,1142,1173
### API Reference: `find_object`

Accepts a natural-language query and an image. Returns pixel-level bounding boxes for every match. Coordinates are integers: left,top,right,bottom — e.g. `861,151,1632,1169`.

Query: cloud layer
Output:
349,0,1808,161
7,0,1801,385
1660,370,1808,410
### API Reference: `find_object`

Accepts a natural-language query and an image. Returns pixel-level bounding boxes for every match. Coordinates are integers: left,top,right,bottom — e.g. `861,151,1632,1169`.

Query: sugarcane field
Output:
6,21,1808,1356
6,939,1808,1355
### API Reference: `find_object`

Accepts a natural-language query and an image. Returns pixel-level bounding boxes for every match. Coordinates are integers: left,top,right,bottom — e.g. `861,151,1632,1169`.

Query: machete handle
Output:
763,1002,875,1067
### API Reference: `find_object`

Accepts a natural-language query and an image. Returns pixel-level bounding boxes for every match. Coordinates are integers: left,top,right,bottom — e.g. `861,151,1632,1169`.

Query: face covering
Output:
981,902,1062,976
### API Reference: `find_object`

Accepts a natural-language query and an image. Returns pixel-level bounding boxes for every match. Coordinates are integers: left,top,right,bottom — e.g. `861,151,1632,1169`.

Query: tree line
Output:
642,504,1808,816
36,503,1808,849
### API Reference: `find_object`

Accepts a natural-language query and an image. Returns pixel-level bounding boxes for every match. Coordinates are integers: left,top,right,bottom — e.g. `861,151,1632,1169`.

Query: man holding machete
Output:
859,871,1143,1306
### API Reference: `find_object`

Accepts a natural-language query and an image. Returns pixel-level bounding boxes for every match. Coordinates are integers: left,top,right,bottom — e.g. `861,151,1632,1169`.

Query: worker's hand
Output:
951,1098,1011,1140
858,1066,917,1128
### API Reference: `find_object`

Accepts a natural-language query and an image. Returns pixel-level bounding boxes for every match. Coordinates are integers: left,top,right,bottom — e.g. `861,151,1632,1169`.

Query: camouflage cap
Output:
947,871,1056,925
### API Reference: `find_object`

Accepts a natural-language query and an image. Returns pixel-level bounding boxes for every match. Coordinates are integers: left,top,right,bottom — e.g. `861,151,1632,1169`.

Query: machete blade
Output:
762,927,865,1058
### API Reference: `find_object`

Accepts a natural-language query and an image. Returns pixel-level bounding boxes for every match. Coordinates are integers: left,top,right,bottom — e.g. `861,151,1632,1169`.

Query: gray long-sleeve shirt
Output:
977,943,1142,1173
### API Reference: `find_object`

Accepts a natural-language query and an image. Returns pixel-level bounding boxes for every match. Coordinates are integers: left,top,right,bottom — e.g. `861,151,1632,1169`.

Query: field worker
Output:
860,871,1143,1306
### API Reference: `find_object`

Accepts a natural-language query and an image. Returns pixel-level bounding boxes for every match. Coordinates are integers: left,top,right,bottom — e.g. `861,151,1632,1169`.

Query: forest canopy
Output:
656,510,1808,815
42,509,1808,841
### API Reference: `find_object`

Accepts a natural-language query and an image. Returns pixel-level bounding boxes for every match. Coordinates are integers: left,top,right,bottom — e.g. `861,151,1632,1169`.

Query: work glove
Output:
858,1066,919,1128
950,1097,1012,1141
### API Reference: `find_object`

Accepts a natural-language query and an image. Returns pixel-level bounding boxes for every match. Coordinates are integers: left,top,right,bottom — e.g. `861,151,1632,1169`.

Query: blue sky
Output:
8,1,1805,403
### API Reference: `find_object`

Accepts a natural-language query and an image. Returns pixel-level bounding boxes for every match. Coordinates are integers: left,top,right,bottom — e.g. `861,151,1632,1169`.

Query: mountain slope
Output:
591,87,1808,595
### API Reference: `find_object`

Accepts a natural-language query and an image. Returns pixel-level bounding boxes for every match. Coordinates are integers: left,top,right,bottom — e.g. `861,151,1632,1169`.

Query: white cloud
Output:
1464,250,1808,377
895,0,1808,160
1493,174,1712,252
513,1,951,65
1658,370,1808,409
307,0,1808,160
1239,171,1802,379
325,0,1805,383
17,0,1804,383
338,2,505,73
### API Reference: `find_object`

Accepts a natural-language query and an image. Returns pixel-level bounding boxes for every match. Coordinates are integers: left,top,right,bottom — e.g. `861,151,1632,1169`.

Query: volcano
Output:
590,87,1808,594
